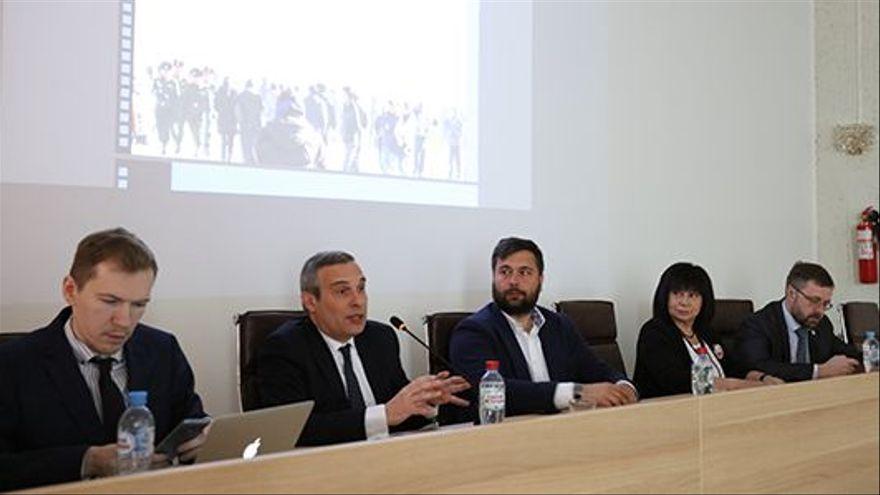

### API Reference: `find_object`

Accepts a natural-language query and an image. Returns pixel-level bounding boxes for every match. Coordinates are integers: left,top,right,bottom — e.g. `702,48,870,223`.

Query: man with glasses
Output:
735,262,862,382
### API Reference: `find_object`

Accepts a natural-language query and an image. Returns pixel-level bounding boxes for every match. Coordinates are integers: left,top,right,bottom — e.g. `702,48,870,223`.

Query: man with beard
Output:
449,238,636,422
734,262,861,382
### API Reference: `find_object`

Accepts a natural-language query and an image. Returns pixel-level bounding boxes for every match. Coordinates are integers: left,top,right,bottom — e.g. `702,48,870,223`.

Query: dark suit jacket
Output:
734,299,861,382
633,318,733,399
0,307,205,491
257,317,428,447
449,303,627,419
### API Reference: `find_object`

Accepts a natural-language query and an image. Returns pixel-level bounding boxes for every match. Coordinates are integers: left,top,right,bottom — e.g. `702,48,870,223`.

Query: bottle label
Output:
118,432,134,455
132,428,154,455
857,239,874,260
480,389,505,411
118,428,154,456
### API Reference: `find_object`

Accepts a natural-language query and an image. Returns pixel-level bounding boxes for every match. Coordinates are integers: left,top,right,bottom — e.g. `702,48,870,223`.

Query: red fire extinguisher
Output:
857,207,878,284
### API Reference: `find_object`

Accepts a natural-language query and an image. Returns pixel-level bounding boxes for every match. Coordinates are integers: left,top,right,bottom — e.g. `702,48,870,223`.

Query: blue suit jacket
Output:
0,307,205,491
449,303,627,420
257,317,429,446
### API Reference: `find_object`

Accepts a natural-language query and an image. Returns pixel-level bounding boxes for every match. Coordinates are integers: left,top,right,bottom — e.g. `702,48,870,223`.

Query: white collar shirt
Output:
64,318,128,421
316,328,389,440
781,302,818,378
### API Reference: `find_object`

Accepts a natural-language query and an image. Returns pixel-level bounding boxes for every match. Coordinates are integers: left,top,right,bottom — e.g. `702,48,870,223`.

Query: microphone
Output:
389,315,469,381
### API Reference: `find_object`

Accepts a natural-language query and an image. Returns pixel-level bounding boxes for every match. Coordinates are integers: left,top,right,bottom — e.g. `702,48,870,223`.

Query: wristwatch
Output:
572,384,583,401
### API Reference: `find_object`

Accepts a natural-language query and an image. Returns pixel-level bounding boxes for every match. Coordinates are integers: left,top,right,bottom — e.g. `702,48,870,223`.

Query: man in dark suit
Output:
449,238,637,421
258,251,469,446
735,261,861,382
0,228,208,491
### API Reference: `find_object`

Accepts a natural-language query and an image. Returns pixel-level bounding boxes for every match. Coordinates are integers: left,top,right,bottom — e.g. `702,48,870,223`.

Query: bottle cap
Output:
128,390,148,407
485,360,500,370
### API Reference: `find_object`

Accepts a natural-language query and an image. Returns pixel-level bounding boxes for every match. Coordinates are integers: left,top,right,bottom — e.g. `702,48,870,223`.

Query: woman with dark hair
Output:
633,262,782,399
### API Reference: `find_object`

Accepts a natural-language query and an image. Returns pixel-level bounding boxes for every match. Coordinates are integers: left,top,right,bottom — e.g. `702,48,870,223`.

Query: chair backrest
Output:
424,311,473,425
554,300,626,376
842,301,879,347
0,332,29,346
236,309,306,411
712,299,755,364
424,312,473,375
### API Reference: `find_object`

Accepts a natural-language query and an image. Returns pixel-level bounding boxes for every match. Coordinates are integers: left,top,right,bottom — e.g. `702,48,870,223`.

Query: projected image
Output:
129,0,478,185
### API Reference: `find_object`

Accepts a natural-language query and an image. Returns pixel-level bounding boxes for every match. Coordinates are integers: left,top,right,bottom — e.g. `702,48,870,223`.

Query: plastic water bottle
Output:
862,331,879,373
479,360,505,425
117,390,155,475
691,347,719,395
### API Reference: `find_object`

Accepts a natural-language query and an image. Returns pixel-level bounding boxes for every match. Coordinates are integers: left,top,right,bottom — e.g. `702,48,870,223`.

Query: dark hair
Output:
491,237,544,274
652,262,715,333
69,227,158,287
786,261,834,289
300,251,356,297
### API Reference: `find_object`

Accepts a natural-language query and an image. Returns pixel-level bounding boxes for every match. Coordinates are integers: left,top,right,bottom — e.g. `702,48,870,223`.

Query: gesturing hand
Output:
427,370,470,408
385,372,471,426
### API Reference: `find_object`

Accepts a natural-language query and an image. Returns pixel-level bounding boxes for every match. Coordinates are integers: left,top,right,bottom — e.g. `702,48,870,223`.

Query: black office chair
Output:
842,301,879,347
424,311,472,425
709,299,754,377
424,312,473,375
0,332,29,346
712,299,754,353
554,300,627,376
235,309,306,411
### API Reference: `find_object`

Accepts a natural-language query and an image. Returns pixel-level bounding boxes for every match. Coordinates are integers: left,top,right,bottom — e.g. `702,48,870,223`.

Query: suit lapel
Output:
124,328,150,401
662,322,693,369
773,301,793,362
489,304,531,380
304,319,348,402
355,328,385,401
41,311,104,442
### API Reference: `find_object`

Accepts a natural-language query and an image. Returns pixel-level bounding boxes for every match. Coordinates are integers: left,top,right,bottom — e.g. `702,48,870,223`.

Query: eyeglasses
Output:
791,285,833,311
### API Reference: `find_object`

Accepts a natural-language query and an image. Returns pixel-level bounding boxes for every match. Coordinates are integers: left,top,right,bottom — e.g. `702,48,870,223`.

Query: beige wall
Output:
816,0,880,305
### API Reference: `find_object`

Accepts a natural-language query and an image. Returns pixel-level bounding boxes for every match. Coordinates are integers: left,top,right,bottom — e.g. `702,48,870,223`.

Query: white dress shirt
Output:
316,330,390,440
64,318,128,479
64,319,128,421
501,309,635,410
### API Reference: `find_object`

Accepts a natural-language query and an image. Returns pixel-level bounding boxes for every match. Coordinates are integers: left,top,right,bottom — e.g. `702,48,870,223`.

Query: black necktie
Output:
795,327,810,364
90,357,126,444
339,344,365,409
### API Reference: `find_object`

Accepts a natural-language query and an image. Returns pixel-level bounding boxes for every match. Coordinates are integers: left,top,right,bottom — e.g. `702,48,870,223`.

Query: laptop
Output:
196,400,314,464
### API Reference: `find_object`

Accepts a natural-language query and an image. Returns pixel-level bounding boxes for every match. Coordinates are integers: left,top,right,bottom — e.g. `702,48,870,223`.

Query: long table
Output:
19,373,879,494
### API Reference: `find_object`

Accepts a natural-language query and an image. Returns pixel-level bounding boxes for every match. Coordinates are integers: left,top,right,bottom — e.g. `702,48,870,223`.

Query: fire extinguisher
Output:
857,207,878,284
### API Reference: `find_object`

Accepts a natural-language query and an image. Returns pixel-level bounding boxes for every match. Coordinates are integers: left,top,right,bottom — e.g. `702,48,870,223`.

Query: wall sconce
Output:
833,2,876,157
833,123,876,156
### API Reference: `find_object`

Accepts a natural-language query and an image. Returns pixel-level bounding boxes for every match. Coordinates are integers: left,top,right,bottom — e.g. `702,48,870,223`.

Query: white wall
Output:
605,1,818,364
1,1,822,415
815,0,880,306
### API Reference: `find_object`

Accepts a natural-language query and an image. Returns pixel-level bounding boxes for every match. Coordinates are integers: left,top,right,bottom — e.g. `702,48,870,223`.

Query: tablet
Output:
155,417,212,456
